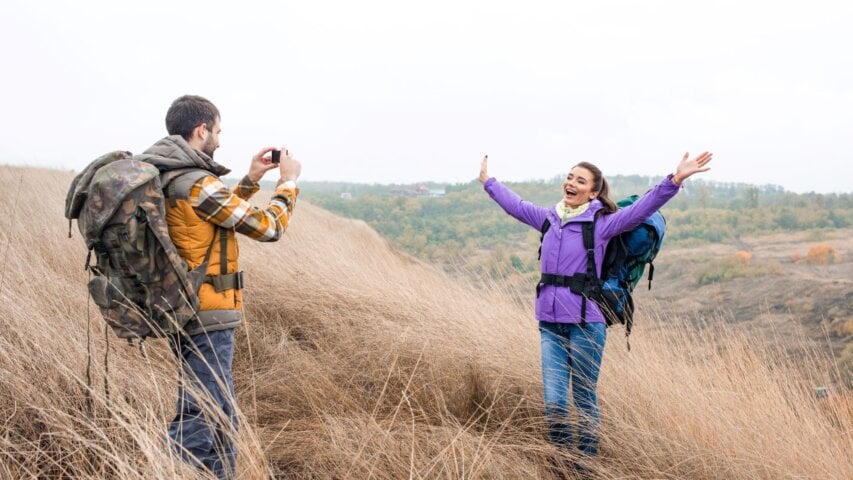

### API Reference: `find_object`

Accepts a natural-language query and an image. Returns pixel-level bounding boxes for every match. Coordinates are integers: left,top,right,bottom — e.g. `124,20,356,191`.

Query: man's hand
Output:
248,146,279,183
278,148,302,182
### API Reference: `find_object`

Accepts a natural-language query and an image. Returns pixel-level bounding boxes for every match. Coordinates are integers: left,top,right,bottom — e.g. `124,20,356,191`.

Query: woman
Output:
479,152,712,458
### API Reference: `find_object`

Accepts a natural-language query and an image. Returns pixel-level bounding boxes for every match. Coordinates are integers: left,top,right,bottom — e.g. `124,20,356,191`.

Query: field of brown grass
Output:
1,165,850,479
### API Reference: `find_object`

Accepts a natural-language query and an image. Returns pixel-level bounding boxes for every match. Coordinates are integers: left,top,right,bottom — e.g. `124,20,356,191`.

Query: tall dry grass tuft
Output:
0,165,850,479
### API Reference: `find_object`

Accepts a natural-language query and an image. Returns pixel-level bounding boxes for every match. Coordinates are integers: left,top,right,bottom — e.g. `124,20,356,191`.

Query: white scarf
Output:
556,201,590,225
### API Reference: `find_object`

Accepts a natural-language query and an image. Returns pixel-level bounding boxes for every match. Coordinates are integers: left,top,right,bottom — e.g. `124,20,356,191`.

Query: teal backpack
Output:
597,196,666,342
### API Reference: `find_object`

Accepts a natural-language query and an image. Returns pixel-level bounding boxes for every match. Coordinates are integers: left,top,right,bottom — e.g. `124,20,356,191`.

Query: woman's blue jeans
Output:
539,321,606,456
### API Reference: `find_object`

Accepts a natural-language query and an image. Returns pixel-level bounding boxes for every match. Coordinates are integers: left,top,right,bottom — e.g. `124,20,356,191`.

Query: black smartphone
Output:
271,149,281,165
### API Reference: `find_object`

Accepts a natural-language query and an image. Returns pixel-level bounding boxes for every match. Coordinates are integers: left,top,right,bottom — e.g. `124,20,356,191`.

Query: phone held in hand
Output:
271,149,281,165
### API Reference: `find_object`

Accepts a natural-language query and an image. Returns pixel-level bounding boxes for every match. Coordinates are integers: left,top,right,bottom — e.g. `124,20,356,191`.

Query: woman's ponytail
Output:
597,177,618,215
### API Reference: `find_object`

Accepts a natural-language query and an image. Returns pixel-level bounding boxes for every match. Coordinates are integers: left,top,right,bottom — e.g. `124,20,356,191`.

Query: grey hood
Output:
138,135,231,177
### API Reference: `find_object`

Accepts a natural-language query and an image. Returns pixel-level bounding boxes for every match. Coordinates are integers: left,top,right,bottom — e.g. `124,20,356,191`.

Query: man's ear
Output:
192,123,208,142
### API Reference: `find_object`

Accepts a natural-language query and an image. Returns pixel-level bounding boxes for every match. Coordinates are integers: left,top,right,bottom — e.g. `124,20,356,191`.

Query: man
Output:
141,95,301,478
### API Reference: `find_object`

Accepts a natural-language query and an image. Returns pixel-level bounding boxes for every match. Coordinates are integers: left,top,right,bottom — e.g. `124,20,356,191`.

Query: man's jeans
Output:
168,329,238,479
539,321,606,456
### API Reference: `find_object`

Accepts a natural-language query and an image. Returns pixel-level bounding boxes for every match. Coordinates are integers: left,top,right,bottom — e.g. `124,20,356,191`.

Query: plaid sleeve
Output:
232,175,260,200
189,176,298,242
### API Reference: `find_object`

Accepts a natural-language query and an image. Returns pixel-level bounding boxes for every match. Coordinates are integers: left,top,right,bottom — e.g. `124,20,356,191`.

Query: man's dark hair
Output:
165,95,220,140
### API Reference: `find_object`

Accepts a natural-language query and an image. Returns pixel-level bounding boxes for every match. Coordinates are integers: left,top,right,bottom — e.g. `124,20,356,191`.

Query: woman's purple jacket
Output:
483,175,681,324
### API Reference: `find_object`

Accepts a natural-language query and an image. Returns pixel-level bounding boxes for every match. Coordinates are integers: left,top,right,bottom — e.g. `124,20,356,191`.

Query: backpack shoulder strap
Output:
582,216,597,277
578,216,599,323
537,218,551,261
161,169,213,207
643,211,666,290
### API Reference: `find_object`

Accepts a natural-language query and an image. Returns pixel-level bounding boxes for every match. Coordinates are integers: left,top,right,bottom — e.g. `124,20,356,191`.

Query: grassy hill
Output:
1,165,851,479
298,177,853,381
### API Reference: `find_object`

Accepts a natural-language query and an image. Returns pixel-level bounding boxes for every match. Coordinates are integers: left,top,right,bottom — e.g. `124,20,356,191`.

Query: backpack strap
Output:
579,218,598,324
537,218,551,261
645,211,666,290
204,228,245,292
219,225,227,276
647,263,655,290
162,169,212,207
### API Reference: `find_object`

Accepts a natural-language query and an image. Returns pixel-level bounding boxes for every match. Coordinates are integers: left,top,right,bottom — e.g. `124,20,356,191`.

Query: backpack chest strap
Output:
205,271,245,292
539,273,600,297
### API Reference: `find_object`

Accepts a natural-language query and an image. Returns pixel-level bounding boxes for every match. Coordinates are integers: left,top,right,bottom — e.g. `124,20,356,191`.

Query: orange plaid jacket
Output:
188,175,298,240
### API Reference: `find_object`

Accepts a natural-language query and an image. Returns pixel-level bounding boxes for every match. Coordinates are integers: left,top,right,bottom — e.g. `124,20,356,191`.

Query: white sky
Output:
1,0,851,193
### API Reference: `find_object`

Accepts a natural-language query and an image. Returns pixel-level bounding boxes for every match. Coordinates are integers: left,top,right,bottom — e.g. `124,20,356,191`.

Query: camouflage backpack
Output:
65,151,214,340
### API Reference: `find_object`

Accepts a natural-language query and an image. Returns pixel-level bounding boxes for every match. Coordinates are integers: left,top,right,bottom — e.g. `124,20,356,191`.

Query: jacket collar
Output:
139,135,231,176
549,199,603,224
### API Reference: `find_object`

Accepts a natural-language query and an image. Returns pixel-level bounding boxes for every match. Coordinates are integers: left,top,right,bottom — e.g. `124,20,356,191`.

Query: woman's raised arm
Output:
480,155,549,229
599,151,713,238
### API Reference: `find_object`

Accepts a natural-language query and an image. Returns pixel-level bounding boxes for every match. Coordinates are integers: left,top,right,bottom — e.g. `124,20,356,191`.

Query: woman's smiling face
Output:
562,166,598,208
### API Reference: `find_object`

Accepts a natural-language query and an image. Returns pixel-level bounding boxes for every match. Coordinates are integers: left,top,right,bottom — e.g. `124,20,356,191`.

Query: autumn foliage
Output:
806,244,842,265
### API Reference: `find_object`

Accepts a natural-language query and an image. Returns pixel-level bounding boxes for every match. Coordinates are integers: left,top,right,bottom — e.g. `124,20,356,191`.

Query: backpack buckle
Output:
205,271,245,292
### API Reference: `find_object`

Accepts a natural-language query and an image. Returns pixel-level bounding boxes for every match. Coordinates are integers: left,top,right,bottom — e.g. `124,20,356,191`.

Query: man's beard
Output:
201,136,217,158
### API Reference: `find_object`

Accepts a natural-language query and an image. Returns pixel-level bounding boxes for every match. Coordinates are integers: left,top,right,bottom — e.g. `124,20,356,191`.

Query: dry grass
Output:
0,165,850,479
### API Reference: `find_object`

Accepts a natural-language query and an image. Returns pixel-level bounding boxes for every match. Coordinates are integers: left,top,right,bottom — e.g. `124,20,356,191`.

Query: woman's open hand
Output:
673,151,713,185
479,155,489,184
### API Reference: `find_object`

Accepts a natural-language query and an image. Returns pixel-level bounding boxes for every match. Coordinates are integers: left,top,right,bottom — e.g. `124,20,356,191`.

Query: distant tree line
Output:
291,175,852,271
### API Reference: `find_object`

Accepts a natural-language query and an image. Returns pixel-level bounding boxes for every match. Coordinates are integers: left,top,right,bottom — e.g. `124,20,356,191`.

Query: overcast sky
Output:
1,0,851,193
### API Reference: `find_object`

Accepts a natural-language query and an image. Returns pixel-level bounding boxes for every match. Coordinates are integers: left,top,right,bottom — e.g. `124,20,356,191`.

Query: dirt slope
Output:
644,229,852,357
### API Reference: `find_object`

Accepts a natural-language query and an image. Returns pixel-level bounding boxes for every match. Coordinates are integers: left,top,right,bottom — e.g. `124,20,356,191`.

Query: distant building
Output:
391,185,446,197
340,192,352,200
